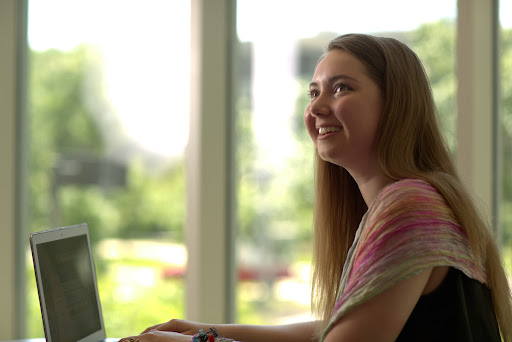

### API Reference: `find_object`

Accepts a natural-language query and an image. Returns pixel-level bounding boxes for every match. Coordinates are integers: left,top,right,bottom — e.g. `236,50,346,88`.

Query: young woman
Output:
120,34,512,342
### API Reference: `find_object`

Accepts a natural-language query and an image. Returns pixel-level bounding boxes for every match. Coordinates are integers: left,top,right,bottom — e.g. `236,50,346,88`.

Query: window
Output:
500,0,512,274
26,0,190,337
234,0,457,324
10,1,509,338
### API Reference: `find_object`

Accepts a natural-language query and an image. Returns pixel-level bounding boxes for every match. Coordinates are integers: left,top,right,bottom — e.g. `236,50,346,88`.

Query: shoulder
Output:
363,178,457,236
369,178,448,216
378,178,441,203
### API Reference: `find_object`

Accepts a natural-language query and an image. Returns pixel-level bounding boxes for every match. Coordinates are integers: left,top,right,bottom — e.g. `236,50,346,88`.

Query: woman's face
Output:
304,49,383,174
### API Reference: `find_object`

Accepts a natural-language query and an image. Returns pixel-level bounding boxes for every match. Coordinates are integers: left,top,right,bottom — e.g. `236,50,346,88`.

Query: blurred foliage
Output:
29,46,186,243
29,46,103,233
97,260,185,336
408,19,457,152
500,26,512,244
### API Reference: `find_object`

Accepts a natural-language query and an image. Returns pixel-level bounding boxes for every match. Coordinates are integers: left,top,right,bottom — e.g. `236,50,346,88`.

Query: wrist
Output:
191,327,236,342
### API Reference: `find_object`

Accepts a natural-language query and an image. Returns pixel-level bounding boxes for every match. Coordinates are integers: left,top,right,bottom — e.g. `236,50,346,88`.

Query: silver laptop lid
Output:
30,223,107,342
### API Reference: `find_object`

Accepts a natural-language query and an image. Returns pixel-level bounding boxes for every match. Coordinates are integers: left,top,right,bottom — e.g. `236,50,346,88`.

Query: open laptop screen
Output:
36,233,102,341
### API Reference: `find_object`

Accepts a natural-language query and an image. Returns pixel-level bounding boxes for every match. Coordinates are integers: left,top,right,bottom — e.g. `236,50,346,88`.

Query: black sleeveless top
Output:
396,267,501,341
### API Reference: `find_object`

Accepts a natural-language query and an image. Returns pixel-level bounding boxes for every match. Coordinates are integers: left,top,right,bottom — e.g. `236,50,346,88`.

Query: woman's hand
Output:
141,319,210,336
120,330,192,342
119,319,214,342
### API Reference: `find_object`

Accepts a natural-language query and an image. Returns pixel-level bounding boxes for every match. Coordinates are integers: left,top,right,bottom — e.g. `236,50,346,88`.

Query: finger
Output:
142,320,177,333
143,319,184,333
142,323,164,334
118,336,141,342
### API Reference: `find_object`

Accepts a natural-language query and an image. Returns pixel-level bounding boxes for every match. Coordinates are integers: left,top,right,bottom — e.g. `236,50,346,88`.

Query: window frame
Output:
0,0,28,337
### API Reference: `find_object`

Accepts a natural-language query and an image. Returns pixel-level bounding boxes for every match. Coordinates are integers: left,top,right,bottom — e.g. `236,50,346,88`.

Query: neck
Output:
351,173,394,207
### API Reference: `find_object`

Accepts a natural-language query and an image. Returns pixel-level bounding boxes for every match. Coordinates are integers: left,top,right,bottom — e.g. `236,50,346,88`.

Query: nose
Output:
304,92,330,139
308,94,331,117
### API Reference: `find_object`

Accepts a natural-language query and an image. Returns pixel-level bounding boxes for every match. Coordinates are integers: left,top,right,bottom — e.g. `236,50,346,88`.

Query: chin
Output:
317,150,343,166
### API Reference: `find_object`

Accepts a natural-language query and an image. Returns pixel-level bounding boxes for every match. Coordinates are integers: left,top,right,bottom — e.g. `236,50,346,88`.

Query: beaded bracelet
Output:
191,327,234,342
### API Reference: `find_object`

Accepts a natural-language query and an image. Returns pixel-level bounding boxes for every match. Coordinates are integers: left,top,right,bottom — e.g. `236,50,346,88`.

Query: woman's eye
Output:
308,89,318,98
334,83,349,93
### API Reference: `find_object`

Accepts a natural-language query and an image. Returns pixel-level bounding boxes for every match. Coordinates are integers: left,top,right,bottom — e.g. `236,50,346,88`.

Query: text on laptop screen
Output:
37,234,102,341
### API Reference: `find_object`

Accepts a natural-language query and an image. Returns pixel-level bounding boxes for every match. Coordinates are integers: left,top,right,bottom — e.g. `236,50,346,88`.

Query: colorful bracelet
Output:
191,327,234,342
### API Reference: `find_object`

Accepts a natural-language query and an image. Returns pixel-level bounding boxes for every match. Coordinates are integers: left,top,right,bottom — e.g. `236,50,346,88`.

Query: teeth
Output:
318,126,341,135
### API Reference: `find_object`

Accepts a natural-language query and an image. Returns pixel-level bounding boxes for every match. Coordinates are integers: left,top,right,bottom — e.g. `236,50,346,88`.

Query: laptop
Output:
30,223,117,342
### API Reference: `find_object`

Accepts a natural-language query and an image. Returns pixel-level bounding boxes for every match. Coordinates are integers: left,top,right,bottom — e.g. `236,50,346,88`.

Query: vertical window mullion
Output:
187,0,235,324
456,0,497,223
0,0,28,338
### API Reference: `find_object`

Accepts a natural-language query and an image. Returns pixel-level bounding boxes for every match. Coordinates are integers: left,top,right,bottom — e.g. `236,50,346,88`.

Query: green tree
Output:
408,19,457,152
29,46,105,235
113,159,185,240
500,27,512,244
29,45,186,242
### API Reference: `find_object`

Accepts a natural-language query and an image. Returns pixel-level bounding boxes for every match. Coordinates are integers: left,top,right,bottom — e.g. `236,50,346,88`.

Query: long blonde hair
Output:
310,33,512,340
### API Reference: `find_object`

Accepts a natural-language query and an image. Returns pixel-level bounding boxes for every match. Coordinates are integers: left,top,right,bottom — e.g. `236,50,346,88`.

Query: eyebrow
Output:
309,74,359,88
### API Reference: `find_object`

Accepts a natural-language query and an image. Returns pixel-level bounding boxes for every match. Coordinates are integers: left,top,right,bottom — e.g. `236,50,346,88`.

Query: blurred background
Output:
1,0,512,338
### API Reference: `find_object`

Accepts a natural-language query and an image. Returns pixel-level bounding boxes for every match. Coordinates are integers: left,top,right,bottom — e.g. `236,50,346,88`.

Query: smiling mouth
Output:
318,126,342,135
